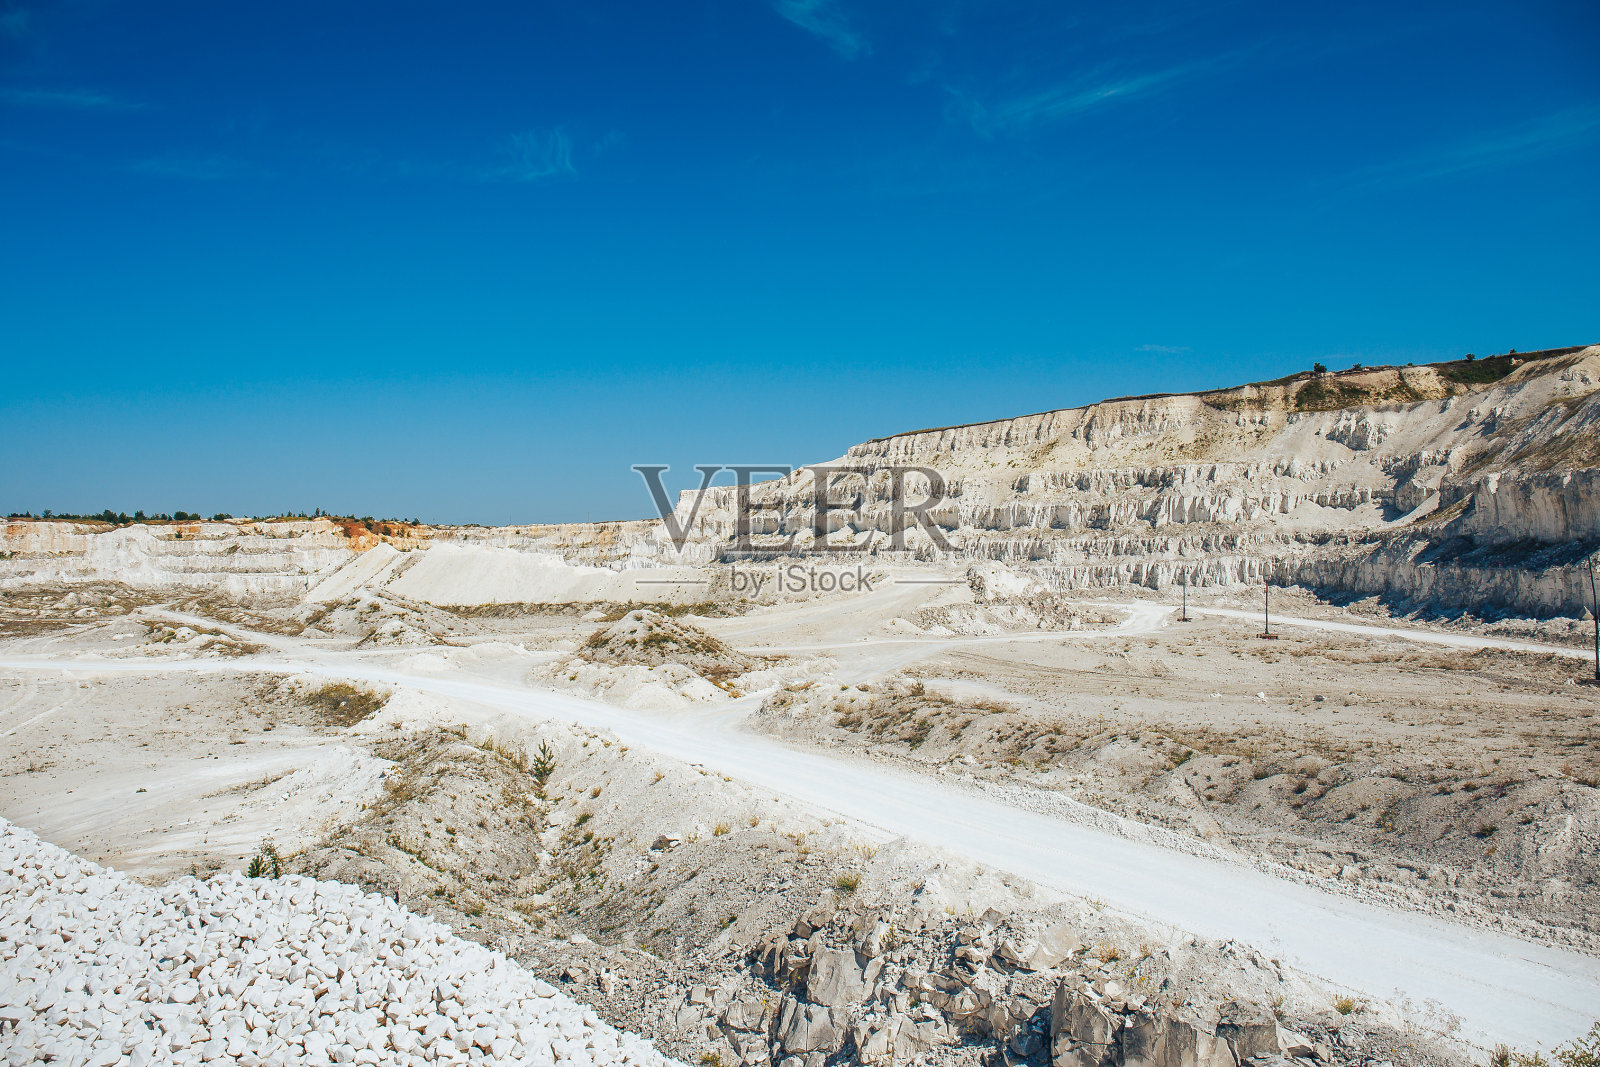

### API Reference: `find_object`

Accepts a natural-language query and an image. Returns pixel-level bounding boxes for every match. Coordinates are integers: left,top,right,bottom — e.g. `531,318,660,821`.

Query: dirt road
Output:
1181,605,1597,661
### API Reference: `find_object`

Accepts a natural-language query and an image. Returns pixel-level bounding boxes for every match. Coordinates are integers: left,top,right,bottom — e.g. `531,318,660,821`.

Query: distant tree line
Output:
5,509,425,526
4,509,225,523
4,508,425,527
1305,348,1531,380
278,509,421,524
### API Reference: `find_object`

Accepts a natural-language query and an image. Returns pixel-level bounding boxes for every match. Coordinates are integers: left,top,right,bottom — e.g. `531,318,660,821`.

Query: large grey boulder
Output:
1051,983,1275,1067
1216,1005,1278,1061
1277,1027,1316,1058
851,1013,958,1066
722,996,770,1033
724,1029,772,1066
805,946,881,1008
777,1055,827,1067
999,923,1085,972
775,998,845,1055
1119,1012,1235,1067
1029,924,1086,971
985,997,1044,1046
1051,986,1121,1067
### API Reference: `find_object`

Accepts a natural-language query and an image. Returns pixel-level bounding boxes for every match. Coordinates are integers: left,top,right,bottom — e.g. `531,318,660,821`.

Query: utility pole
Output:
1259,578,1279,639
1179,573,1190,622
1589,555,1599,685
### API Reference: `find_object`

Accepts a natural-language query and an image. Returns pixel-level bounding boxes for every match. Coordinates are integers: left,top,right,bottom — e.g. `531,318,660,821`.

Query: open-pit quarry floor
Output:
3,568,1599,1063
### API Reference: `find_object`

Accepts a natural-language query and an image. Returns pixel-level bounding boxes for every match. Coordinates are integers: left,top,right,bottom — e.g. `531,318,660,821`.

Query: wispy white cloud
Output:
1001,67,1194,126
0,86,142,110
1136,344,1190,354
489,128,577,182
953,50,1250,135
1343,107,1600,189
770,0,868,59
130,152,254,181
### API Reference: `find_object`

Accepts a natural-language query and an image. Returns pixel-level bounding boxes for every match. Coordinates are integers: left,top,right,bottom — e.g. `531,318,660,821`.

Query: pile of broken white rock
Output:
0,817,681,1067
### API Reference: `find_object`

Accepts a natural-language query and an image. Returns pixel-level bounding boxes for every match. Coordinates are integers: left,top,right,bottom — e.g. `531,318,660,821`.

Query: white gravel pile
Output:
0,818,681,1067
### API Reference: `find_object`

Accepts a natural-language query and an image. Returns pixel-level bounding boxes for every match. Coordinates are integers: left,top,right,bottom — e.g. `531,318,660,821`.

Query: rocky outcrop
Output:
1457,469,1600,545
1050,982,1282,1067
718,888,1383,1067
1324,412,1393,451
804,946,881,1008
1283,533,1600,617
775,998,845,1055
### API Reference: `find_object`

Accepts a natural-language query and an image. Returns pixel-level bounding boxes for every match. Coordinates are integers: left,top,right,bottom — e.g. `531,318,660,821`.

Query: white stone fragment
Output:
0,817,682,1067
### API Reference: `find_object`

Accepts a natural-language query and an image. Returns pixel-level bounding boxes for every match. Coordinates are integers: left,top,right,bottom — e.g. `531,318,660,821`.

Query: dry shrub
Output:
308,683,388,726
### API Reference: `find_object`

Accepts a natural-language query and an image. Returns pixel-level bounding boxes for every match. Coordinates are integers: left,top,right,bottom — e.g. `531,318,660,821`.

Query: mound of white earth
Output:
532,657,731,709
580,610,756,680
0,818,680,1067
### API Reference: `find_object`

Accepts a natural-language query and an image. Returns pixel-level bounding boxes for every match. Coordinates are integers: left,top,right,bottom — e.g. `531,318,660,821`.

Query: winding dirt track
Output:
1182,605,1597,660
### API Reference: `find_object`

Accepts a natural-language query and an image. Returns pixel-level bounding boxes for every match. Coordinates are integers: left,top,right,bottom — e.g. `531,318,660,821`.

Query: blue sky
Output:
2,1,1597,523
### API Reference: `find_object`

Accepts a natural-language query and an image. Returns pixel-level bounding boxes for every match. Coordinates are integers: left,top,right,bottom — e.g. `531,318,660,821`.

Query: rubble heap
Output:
0,818,680,1067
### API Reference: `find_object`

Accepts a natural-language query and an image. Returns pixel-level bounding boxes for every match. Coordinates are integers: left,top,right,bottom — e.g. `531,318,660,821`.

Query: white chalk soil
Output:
3,563,1600,1058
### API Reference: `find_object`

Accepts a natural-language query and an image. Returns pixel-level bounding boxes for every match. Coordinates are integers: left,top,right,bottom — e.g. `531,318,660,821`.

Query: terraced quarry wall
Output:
658,345,1600,616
